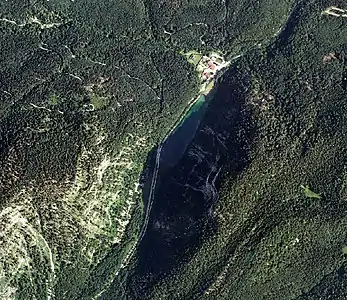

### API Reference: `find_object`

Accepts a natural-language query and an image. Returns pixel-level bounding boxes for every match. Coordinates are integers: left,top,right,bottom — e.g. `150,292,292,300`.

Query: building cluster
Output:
196,53,225,81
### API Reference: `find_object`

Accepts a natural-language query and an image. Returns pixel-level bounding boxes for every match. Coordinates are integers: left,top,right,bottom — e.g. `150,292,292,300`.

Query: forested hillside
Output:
0,0,345,299
101,0,347,299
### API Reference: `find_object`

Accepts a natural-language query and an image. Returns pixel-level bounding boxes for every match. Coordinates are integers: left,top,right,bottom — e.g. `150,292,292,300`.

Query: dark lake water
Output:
160,94,208,170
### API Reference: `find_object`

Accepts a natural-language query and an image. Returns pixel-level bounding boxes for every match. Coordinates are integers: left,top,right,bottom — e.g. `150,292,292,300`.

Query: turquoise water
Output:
183,95,206,120
160,94,209,169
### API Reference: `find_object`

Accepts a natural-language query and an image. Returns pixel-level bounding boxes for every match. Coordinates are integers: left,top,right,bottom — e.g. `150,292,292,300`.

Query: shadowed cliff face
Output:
127,65,255,296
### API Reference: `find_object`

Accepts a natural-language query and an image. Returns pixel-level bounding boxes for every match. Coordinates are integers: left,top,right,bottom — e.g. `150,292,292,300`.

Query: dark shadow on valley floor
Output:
127,64,257,298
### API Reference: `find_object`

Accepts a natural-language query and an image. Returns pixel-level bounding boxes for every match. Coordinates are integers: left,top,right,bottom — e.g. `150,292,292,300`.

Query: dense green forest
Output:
0,0,346,299
102,0,347,299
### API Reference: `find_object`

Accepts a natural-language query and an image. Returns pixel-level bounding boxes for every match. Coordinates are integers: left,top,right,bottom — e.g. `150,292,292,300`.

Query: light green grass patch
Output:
48,94,58,105
179,49,202,67
301,185,321,199
89,94,109,110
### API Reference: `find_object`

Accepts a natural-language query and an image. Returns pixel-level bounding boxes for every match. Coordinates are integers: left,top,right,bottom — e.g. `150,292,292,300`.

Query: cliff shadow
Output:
128,63,256,298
